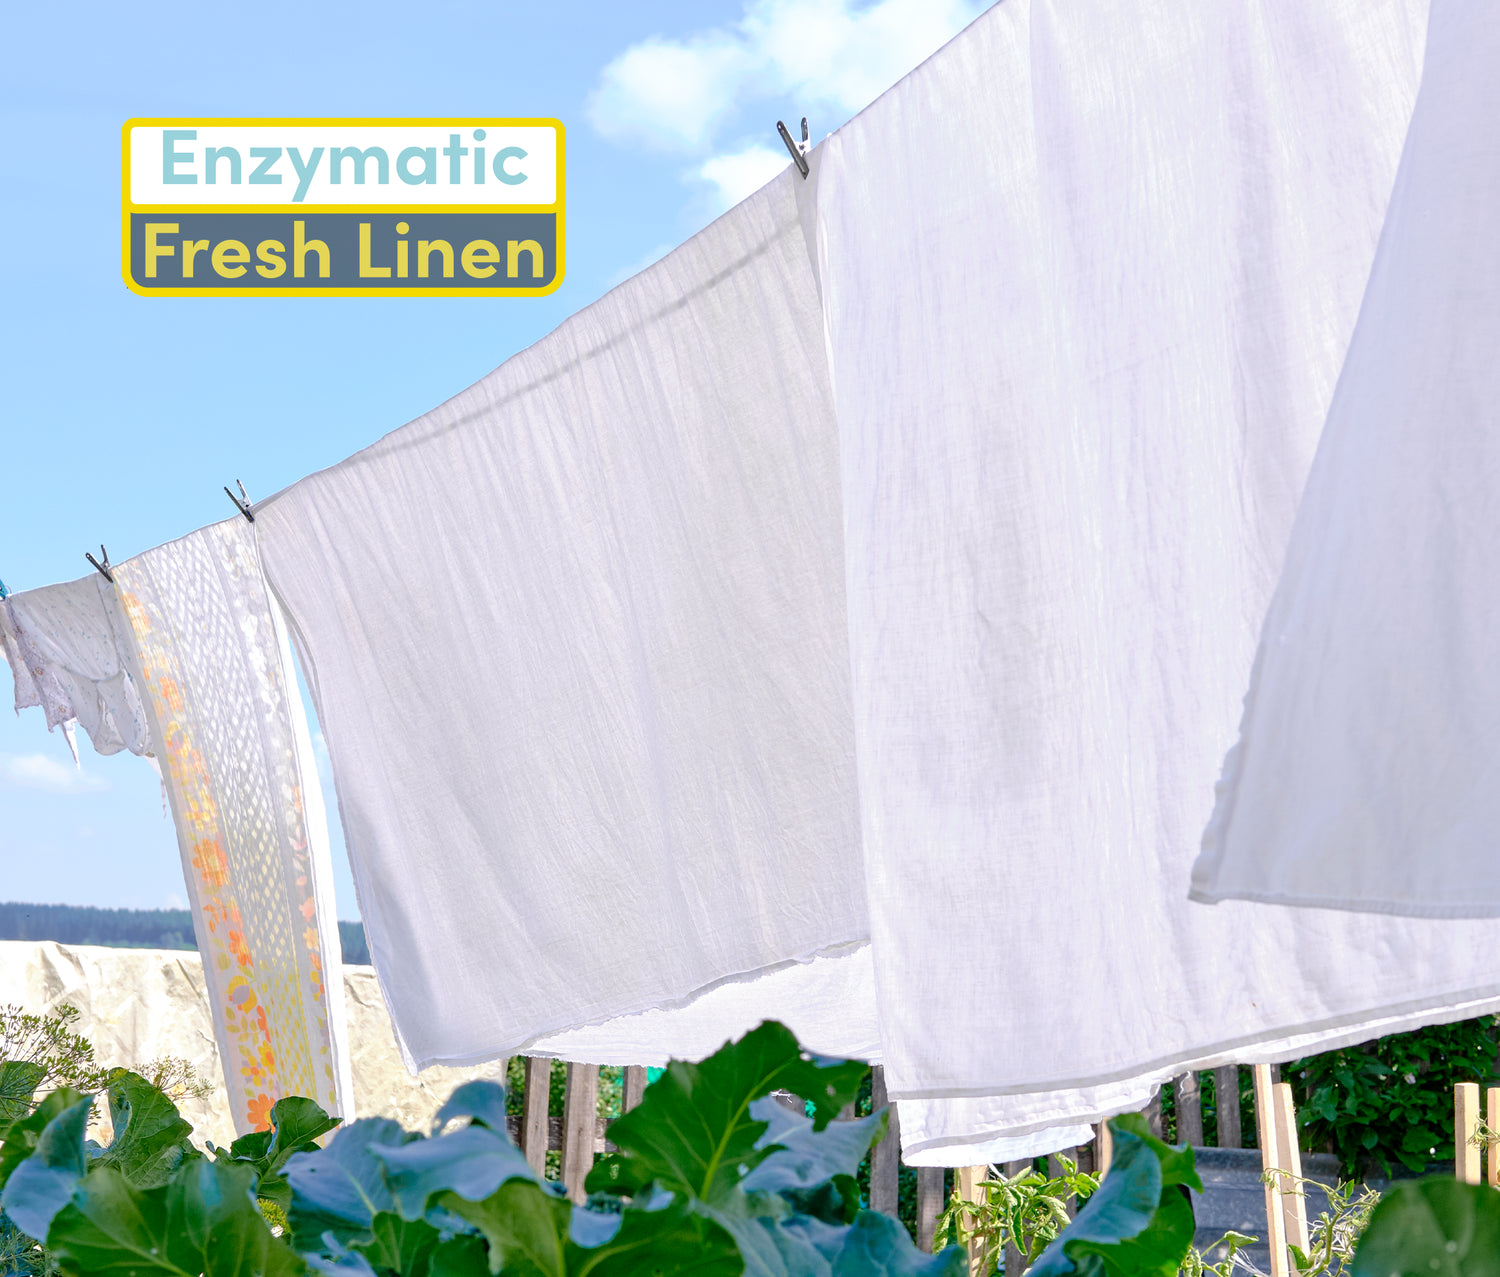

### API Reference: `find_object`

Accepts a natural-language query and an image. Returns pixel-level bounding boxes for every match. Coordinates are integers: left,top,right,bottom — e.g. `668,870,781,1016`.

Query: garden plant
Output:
2,1011,1500,1274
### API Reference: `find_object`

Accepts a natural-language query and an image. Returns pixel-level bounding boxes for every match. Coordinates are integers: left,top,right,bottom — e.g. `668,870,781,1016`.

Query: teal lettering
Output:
204,146,241,184
331,146,389,184
249,147,282,184
397,146,437,185
493,146,527,185
443,134,468,183
287,146,325,203
162,129,197,184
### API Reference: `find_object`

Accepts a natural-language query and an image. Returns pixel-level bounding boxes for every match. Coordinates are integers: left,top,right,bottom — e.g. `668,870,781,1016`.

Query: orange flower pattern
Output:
113,521,346,1133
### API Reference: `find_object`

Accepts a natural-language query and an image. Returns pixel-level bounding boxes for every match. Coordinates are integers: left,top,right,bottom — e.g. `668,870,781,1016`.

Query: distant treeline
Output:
0,901,370,965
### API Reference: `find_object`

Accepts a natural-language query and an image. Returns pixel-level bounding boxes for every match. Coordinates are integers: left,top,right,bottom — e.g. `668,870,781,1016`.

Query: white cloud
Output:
697,144,793,212
588,0,986,153
0,752,107,794
589,35,753,150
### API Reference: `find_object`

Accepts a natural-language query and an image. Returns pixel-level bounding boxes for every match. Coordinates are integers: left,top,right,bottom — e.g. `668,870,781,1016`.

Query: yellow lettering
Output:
181,239,211,278
462,238,500,279
507,239,543,279
358,222,391,278
418,239,454,279
144,223,178,278
212,239,250,278
256,239,287,278
294,220,330,279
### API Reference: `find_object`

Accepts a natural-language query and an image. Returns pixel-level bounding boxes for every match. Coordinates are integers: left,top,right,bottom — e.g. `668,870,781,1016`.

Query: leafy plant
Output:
932,1155,1099,1271
1289,1017,1500,1178
0,1005,107,1115
1029,1114,1202,1277
1349,1178,1500,1276
0,1020,968,1276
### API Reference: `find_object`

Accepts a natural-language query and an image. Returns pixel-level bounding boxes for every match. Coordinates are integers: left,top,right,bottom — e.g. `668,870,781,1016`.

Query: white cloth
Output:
256,172,869,1071
530,942,878,1067
111,520,354,1133
805,0,1500,1164
1192,0,1500,917
1,575,150,758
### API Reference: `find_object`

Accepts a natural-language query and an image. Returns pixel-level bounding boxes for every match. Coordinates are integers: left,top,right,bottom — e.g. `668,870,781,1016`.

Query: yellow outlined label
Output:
122,118,565,297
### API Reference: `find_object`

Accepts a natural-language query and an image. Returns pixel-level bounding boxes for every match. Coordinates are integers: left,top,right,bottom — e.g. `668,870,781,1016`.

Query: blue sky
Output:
0,0,988,918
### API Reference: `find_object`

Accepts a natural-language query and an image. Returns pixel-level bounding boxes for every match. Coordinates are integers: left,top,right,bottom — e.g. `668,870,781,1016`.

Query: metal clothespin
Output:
224,479,254,523
85,545,114,584
777,116,811,178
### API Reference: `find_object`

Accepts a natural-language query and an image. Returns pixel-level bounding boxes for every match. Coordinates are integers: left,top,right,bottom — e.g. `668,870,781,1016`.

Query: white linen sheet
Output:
807,0,1500,1162
255,173,871,1072
1192,0,1500,917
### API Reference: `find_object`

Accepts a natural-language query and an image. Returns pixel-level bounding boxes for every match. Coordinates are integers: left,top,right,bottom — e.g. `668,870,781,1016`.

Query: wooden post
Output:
1143,1086,1164,1138
1272,1082,1309,1256
1049,1145,1079,1217
870,1066,901,1217
622,1065,648,1113
955,1165,988,1277
521,1056,551,1175
1488,1088,1500,1188
1252,1064,1289,1277
1175,1073,1203,1146
560,1063,600,1202
1456,1082,1482,1184
916,1167,944,1253
1096,1120,1114,1177
1214,1066,1242,1148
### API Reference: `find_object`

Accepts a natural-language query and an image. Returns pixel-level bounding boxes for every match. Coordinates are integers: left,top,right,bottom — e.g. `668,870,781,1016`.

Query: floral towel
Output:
96,518,351,1132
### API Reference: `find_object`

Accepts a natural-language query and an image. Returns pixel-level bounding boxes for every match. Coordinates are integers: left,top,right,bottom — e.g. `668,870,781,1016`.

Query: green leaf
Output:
1351,1178,1500,1276
284,1118,419,1252
0,1085,87,1192
0,1093,92,1242
43,1166,186,1276
374,1123,538,1219
590,1022,867,1205
1029,1115,1199,1277
45,1161,304,1277
441,1179,743,1277
439,1177,571,1275
830,1211,966,1277
352,1211,440,1276
429,1235,490,1277
166,1159,306,1277
97,1069,197,1189
569,1197,743,1276
0,1061,46,1123
255,1097,342,1215
740,1100,887,1199
434,1083,510,1134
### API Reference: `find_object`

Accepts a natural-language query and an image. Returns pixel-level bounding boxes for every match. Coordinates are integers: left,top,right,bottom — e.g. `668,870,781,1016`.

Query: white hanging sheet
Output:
1191,0,1500,917
806,0,1500,1163
254,172,870,1071
1,575,150,758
